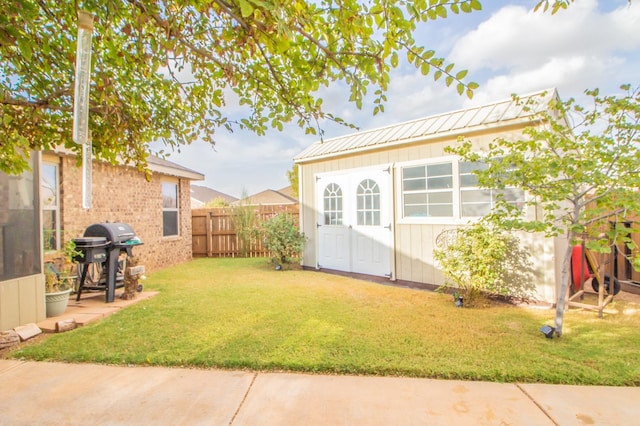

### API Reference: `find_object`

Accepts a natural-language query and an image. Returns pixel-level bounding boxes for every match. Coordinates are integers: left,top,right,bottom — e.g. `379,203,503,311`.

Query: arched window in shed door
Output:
323,183,343,225
356,179,380,226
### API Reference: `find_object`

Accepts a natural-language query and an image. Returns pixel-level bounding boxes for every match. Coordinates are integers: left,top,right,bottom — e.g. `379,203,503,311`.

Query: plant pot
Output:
45,288,72,318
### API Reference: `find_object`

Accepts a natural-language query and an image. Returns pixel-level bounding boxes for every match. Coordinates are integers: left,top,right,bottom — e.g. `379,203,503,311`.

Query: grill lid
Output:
83,222,136,244
73,237,107,247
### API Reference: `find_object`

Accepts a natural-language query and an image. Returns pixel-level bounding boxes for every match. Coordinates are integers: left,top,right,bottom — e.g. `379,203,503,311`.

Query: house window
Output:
41,162,59,251
323,183,343,225
357,179,380,226
162,182,179,237
400,159,524,221
402,162,453,217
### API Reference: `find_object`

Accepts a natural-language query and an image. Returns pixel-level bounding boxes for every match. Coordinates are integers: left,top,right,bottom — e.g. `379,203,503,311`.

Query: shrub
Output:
230,203,259,257
261,213,305,267
434,223,536,306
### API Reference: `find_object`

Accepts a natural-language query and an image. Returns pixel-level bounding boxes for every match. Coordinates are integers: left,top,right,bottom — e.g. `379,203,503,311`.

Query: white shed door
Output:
316,167,392,278
317,176,351,272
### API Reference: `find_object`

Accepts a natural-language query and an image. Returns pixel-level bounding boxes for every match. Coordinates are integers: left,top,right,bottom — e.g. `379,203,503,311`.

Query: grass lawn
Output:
10,258,640,385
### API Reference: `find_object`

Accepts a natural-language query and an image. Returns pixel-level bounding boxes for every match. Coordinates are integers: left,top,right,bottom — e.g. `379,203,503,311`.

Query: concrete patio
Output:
37,289,157,333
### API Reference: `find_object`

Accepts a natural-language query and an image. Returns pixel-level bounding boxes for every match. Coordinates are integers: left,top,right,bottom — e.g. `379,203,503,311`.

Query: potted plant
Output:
44,240,79,317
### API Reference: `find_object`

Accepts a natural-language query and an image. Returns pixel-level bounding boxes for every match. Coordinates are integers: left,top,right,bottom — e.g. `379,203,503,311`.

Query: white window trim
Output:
323,182,343,225
395,156,525,225
41,161,60,251
162,180,180,238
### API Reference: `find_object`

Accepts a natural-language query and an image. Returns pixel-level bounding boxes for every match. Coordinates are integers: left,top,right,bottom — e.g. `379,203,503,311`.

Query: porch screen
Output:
0,156,41,280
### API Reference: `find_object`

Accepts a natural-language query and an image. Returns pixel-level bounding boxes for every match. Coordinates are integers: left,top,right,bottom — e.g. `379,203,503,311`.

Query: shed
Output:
294,89,565,303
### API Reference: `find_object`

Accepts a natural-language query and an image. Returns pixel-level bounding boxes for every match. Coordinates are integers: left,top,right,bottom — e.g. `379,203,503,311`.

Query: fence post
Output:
206,210,213,258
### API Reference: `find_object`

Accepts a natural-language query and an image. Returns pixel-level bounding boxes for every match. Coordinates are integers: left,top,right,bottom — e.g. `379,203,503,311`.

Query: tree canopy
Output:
1,0,492,175
448,84,640,336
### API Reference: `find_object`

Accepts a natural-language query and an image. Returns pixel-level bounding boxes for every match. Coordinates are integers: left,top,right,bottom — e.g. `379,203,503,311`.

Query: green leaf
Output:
17,37,33,61
391,52,398,68
238,0,254,18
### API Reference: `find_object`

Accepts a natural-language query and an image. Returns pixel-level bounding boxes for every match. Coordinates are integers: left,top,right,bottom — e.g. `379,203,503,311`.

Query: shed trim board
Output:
295,89,564,303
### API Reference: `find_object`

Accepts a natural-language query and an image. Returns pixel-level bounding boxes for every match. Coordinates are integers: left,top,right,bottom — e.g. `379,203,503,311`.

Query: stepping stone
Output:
14,323,42,341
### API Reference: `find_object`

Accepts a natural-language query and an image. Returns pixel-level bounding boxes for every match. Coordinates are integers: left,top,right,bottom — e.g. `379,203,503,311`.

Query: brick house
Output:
42,151,204,272
0,150,203,331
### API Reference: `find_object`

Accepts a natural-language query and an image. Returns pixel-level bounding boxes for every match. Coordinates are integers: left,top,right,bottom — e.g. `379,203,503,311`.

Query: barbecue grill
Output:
74,222,143,302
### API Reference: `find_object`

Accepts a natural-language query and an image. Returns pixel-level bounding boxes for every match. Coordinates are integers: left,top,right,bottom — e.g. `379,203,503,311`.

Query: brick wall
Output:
59,155,193,272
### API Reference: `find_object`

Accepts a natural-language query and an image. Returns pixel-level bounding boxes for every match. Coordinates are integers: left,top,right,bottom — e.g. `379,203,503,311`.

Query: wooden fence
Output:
590,219,640,283
192,205,299,258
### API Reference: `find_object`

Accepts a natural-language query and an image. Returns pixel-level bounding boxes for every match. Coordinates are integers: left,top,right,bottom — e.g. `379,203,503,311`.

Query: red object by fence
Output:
571,245,592,291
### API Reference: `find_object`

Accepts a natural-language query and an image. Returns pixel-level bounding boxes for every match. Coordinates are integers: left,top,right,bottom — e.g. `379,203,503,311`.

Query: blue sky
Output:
165,0,640,199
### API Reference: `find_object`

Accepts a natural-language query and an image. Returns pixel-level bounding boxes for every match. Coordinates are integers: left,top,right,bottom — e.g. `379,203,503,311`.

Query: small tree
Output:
434,223,536,306
261,213,305,268
447,85,640,336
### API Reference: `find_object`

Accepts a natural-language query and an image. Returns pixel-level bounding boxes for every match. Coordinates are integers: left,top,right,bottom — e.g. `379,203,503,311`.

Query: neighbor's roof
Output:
190,185,238,204
233,187,297,206
294,89,558,163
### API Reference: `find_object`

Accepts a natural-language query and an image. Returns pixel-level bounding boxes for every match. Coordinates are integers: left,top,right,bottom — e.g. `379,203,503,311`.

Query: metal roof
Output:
294,89,558,163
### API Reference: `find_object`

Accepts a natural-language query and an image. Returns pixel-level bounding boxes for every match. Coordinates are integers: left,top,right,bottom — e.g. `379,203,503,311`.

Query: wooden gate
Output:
192,205,299,258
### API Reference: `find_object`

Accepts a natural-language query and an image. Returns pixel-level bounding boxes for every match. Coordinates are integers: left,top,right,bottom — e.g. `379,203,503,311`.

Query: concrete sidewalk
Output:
1,360,638,425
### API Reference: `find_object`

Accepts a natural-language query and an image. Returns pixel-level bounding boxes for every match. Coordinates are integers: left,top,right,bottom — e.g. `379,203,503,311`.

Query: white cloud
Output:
466,54,626,106
450,0,640,72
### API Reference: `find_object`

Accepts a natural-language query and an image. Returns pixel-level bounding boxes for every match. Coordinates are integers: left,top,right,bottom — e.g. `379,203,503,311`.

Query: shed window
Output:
162,182,179,237
402,163,453,217
400,159,524,221
460,161,525,217
323,183,343,225
356,179,380,226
